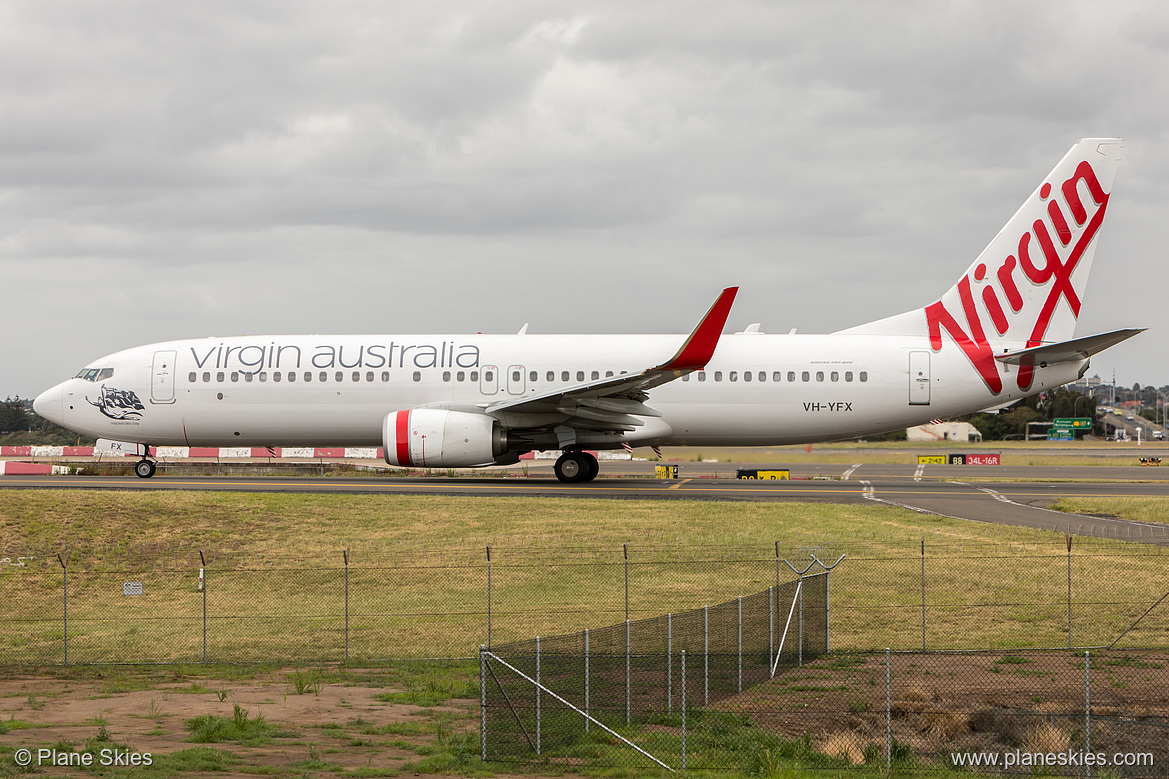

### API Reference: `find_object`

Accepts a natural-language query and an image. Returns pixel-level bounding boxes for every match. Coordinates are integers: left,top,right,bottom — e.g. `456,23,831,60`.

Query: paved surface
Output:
4,458,1168,544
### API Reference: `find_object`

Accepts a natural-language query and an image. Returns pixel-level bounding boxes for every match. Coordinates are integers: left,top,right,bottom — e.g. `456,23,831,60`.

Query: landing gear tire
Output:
583,452,599,482
554,451,599,483
134,459,157,479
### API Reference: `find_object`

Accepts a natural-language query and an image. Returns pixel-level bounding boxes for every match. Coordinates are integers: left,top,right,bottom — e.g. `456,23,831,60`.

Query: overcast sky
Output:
5,0,1168,400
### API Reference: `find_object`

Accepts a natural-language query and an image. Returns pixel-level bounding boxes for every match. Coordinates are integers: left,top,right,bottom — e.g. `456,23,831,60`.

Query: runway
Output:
4,458,1168,544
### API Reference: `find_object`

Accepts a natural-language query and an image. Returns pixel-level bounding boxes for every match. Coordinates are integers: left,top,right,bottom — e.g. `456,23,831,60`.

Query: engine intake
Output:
383,409,507,467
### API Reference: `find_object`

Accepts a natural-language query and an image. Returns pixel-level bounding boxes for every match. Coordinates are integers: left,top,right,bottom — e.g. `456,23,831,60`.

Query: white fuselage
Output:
36,330,1083,449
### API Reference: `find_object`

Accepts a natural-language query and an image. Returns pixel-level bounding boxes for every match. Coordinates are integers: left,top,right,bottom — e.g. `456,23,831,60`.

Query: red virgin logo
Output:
924,160,1110,394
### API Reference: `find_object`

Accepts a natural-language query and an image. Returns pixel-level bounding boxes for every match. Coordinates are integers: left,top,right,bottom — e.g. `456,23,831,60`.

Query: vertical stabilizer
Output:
840,138,1125,393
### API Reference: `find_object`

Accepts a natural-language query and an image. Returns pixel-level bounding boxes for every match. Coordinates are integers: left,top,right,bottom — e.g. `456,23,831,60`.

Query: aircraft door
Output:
480,365,499,395
908,351,931,405
507,365,525,395
151,350,177,404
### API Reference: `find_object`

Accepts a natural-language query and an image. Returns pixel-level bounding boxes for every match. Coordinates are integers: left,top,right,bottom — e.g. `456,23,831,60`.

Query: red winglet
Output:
657,287,738,372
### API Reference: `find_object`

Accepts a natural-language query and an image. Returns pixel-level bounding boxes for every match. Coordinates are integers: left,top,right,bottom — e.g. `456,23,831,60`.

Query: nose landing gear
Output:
134,446,157,479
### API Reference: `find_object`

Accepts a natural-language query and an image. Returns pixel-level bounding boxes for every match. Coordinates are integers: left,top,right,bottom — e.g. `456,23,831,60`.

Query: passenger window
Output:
606,371,614,377
203,372,211,383
801,371,809,382
336,372,343,382
682,374,690,382
729,371,737,382
758,371,765,382
591,371,599,380
698,371,706,382
562,371,570,381
512,370,521,382
413,371,421,382
547,371,555,381
743,371,751,382
319,372,327,382
774,372,783,382
485,370,494,382
245,372,254,383
860,371,868,382
471,371,479,381
189,372,197,383
576,371,585,381
258,372,267,382
231,372,239,382
274,372,282,382
714,371,723,381
381,371,390,382
443,371,451,382
352,371,360,382
366,371,374,382
831,371,839,382
304,372,312,382
287,372,295,382
845,371,853,382
816,371,824,382
458,371,466,381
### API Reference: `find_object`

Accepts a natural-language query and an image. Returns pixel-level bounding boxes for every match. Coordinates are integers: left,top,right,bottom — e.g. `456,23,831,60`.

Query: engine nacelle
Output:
383,409,506,467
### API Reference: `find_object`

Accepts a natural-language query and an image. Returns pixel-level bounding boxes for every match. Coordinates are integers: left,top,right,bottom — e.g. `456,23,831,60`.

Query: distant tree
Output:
0,397,30,433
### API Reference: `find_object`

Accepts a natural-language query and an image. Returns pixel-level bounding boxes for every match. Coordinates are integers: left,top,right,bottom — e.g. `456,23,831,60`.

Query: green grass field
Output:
3,491,1168,664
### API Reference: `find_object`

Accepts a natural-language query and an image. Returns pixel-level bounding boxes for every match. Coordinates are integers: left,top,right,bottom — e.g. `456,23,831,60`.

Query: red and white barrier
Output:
0,462,71,475
1,446,387,459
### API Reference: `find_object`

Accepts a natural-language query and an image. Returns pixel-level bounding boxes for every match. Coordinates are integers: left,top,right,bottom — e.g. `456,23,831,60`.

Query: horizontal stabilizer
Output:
994,328,1144,366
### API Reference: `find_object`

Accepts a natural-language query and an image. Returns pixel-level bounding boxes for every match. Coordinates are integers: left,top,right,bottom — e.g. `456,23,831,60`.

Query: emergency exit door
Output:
908,351,931,405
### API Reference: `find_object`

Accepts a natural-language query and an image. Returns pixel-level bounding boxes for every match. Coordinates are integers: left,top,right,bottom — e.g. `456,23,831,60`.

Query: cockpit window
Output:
74,368,114,382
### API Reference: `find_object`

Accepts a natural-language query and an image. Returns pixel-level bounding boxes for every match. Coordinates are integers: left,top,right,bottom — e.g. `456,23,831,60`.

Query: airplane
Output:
34,138,1141,483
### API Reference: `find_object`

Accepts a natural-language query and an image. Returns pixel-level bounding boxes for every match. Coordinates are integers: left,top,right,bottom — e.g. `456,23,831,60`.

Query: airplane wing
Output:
482,287,738,433
994,328,1144,366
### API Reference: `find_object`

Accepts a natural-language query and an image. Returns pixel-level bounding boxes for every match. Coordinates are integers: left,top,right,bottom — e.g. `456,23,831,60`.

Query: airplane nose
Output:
33,383,64,426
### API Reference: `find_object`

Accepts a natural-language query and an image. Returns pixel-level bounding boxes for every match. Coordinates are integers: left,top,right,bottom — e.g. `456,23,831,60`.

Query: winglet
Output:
657,287,738,372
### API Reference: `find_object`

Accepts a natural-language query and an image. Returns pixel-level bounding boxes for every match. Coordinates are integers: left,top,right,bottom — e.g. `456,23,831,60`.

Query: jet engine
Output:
383,409,509,467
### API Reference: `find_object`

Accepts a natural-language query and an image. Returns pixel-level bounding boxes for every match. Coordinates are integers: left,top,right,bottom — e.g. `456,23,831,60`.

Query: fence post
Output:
479,645,487,762
1067,534,1072,650
681,649,687,772
703,605,709,705
738,595,743,693
536,636,541,755
625,619,631,725
885,648,892,773
343,549,350,661
623,543,629,623
200,550,207,663
667,613,673,715
921,538,926,652
57,554,67,665
1085,650,1091,779
769,586,774,665
798,572,803,667
486,546,492,649
584,628,590,732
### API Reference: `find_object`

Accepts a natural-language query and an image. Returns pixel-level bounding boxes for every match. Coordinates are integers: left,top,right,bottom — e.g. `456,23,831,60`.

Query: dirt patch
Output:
0,666,479,777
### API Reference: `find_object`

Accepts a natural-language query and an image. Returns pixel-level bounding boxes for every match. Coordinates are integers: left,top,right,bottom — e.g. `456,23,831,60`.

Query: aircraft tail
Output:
840,138,1126,389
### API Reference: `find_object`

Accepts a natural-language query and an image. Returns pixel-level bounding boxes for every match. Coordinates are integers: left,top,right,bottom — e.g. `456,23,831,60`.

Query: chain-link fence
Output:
481,572,829,769
3,535,1169,664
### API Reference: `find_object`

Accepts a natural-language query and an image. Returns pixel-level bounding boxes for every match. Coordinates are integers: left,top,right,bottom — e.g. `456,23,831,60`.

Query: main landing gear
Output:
554,450,599,483
135,446,157,479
